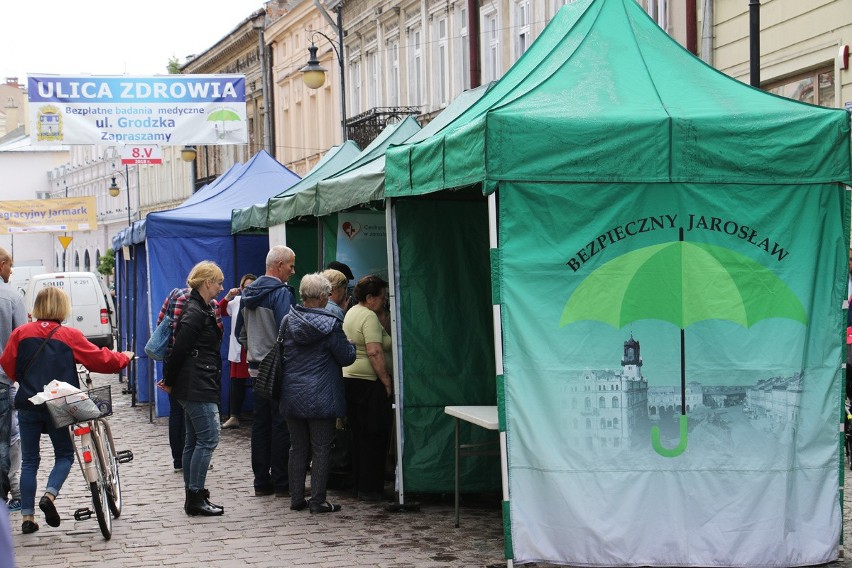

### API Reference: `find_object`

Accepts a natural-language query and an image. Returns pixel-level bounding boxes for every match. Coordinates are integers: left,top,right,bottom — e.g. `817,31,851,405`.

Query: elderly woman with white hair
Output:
279,273,355,514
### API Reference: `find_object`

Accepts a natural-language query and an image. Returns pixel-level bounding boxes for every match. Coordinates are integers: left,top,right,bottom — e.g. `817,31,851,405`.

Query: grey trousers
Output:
286,417,336,506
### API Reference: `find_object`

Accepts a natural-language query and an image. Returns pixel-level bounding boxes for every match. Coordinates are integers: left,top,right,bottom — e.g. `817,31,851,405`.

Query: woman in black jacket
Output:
161,261,224,517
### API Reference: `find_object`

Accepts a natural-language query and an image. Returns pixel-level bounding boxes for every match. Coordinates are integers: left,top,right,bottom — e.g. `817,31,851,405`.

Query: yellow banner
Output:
0,197,98,233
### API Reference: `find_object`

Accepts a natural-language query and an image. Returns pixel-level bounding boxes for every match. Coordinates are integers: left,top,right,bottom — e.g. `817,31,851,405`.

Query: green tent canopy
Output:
385,0,851,195
315,83,492,217
268,116,421,225
382,0,852,565
230,140,361,234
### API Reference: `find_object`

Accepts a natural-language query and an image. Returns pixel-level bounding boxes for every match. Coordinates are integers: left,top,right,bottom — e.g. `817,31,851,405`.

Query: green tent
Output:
384,0,852,565
230,140,361,234
268,116,422,225
314,84,492,217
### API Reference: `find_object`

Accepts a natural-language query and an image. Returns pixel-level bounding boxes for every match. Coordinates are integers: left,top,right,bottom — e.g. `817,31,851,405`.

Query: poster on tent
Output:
27,75,247,145
335,211,388,281
498,181,844,566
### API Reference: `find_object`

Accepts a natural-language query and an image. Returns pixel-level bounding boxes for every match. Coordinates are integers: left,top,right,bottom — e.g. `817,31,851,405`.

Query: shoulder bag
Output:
254,316,287,400
144,315,172,361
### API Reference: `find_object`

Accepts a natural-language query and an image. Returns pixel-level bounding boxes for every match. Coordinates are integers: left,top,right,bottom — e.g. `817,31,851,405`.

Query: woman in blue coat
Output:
279,273,355,514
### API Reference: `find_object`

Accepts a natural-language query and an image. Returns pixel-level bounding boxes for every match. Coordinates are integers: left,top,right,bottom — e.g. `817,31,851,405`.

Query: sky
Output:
2,0,267,81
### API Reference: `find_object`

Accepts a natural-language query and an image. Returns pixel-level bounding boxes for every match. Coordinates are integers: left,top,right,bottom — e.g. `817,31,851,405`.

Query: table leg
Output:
454,416,460,528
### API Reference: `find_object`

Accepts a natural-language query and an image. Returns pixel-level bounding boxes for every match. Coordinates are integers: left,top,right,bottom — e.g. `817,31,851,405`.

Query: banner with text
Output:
0,197,98,233
28,75,247,146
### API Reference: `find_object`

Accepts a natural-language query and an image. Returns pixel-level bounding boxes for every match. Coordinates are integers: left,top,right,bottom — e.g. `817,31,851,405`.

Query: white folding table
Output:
444,405,499,527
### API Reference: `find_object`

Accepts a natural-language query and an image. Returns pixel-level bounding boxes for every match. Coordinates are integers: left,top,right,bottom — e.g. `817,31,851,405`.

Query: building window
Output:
585,397,591,410
437,17,449,104
612,396,619,408
409,28,423,106
553,0,575,18
459,8,470,90
389,41,400,106
84,250,91,272
766,68,835,107
350,59,362,114
639,0,667,29
482,11,500,82
515,0,530,59
598,396,606,408
366,51,378,109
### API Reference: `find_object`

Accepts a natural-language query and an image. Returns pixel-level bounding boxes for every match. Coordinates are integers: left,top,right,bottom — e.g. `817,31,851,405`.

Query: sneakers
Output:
7,499,21,513
221,416,240,429
21,520,39,534
310,501,342,514
39,494,61,527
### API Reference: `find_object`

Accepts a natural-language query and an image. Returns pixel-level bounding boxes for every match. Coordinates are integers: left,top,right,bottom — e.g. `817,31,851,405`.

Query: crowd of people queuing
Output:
156,245,395,515
0,240,396,545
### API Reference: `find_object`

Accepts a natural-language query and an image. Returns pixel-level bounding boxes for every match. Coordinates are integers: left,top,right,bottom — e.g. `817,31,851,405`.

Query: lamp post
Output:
181,145,198,192
301,6,347,142
108,164,137,405
108,165,132,228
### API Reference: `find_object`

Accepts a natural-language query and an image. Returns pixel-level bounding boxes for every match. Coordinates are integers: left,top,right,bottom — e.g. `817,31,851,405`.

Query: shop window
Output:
766,68,835,108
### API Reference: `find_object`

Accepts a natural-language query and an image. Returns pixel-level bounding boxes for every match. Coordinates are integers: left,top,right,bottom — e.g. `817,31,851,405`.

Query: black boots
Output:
185,488,224,516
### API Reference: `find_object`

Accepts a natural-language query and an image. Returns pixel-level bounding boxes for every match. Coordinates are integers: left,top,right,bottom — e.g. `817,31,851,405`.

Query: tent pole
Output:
488,191,513,568
130,244,137,407
317,217,324,270
385,198,407,508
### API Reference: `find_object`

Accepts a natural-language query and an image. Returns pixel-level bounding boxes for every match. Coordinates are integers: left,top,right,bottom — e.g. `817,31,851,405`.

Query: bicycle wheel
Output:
89,477,112,540
97,420,122,517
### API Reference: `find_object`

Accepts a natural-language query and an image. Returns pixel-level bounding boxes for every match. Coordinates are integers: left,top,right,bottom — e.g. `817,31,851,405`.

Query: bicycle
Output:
44,366,133,540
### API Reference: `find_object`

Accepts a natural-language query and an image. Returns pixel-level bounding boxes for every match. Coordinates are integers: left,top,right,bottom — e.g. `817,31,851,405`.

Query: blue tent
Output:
115,150,300,417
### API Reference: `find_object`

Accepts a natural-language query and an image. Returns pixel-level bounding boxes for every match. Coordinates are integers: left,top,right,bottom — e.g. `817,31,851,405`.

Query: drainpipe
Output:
749,0,760,87
686,0,697,55
256,16,274,155
700,0,713,65
467,0,481,88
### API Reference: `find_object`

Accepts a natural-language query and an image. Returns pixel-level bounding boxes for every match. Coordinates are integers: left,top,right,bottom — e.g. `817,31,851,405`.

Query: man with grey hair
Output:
0,248,26,508
236,245,295,496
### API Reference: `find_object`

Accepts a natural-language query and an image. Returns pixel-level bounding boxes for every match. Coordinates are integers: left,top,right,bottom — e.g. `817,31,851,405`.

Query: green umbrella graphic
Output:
207,108,242,139
561,229,807,457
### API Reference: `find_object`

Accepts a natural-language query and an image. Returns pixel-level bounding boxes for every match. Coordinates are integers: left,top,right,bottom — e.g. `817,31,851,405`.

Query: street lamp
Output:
301,11,347,141
180,145,197,162
108,166,133,229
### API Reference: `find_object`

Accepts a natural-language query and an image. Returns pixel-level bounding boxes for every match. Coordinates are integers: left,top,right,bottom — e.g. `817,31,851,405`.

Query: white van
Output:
25,272,116,349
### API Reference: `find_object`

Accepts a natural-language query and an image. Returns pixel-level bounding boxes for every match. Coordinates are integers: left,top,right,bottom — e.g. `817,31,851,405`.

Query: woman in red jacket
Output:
0,287,133,535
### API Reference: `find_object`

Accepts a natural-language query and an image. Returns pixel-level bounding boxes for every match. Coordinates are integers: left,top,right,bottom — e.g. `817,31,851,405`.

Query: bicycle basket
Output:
45,385,113,429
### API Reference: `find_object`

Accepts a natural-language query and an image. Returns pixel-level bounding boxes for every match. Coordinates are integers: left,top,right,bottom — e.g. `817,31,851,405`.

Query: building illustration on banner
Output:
562,335,804,457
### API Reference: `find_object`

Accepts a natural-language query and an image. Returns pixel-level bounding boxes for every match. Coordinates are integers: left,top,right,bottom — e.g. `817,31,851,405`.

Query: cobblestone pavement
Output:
9,374,852,567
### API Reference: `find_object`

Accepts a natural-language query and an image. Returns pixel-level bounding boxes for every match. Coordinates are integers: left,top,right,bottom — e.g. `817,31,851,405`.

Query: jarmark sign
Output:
28,75,247,146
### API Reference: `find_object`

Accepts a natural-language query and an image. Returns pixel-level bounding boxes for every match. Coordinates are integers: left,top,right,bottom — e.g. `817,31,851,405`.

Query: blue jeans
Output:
251,395,289,492
0,384,11,500
18,408,74,516
179,400,220,491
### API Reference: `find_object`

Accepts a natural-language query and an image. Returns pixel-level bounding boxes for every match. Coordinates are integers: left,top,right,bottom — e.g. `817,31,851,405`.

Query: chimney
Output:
4,97,19,132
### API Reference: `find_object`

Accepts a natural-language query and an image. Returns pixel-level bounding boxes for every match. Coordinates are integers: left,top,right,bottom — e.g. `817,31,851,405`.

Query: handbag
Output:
254,316,287,400
144,315,173,361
